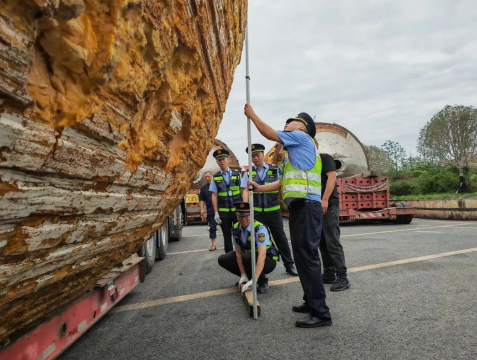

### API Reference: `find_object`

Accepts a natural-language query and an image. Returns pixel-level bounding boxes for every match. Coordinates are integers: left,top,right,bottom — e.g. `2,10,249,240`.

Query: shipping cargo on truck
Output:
0,0,248,355
264,123,417,223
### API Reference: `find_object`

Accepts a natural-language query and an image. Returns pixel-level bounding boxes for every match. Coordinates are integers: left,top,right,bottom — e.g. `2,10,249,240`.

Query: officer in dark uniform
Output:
241,144,298,276
217,202,278,294
209,149,242,253
244,104,332,328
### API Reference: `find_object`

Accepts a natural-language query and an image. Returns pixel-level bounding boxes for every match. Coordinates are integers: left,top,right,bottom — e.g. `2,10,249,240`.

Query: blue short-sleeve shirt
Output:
209,167,232,193
277,130,321,203
233,224,270,248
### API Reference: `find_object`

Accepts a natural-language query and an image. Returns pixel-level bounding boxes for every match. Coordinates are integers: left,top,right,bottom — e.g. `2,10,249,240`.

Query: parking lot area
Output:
60,218,477,360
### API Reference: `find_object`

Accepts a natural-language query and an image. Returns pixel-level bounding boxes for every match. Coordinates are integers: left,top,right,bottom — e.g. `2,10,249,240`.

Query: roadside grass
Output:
392,192,477,201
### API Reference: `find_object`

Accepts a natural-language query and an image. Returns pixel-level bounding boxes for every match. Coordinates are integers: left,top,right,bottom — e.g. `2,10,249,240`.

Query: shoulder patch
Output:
258,233,266,242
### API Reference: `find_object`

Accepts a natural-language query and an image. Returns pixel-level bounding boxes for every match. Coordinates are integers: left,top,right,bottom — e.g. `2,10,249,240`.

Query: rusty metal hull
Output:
0,0,247,347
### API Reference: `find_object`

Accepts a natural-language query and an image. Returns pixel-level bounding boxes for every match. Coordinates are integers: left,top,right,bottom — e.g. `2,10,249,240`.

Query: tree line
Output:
363,105,477,195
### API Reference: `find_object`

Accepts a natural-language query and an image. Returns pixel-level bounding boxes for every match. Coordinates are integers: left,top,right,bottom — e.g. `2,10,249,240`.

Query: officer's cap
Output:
235,202,250,217
245,143,265,155
213,148,229,160
286,112,316,138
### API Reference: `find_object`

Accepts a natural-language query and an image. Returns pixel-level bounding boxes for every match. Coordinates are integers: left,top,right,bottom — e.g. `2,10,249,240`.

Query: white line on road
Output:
112,246,477,313
172,223,473,255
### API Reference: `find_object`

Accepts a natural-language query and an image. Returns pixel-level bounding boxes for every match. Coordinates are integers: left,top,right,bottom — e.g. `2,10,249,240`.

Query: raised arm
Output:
244,104,282,144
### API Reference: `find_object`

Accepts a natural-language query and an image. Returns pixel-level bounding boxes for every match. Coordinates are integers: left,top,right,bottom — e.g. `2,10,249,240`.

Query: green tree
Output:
418,105,477,192
381,140,406,171
363,145,392,174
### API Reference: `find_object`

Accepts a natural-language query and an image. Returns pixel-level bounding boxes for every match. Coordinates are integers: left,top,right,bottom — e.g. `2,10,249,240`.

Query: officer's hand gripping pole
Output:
245,25,258,320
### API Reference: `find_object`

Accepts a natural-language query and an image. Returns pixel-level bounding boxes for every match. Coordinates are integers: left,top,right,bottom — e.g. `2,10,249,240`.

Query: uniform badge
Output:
217,150,221,154
258,233,266,242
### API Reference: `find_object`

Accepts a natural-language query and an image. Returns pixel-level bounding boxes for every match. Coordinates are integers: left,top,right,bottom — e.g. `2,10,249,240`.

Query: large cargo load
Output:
0,0,247,347
264,122,416,222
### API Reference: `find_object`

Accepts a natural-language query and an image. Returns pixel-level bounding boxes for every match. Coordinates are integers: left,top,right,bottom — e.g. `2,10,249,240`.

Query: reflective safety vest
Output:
232,221,279,261
250,165,281,212
281,136,322,208
214,169,242,212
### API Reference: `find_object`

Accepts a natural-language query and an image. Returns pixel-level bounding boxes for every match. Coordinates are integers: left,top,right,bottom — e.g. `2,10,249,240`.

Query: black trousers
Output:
289,199,331,320
255,210,294,269
219,212,237,253
218,251,276,285
320,206,348,277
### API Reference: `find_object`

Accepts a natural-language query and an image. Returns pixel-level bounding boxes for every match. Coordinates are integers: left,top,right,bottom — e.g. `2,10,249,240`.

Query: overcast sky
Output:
217,0,477,166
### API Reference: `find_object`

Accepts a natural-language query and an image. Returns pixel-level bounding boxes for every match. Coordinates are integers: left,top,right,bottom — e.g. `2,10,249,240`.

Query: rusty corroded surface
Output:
264,123,370,178
0,0,247,346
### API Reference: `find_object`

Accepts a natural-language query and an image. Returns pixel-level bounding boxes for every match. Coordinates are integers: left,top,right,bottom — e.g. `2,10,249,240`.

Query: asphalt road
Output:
59,218,477,360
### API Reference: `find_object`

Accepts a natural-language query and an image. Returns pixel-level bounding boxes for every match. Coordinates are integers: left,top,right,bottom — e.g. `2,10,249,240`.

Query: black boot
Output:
292,302,311,313
295,314,332,328
330,276,351,291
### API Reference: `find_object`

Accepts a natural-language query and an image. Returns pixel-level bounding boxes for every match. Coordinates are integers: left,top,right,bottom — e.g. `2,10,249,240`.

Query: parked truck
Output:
265,123,416,223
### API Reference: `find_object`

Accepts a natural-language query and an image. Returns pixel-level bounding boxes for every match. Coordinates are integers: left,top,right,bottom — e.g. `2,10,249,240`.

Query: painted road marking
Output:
171,223,473,255
111,246,477,313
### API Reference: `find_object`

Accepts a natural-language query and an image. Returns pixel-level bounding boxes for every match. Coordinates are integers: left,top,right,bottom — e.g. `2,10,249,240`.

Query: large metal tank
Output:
265,123,369,178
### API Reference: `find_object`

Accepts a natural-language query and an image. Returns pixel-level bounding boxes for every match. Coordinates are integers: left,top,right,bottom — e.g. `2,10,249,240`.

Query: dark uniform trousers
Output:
219,212,237,253
218,251,276,285
255,210,294,269
289,199,331,320
319,206,347,277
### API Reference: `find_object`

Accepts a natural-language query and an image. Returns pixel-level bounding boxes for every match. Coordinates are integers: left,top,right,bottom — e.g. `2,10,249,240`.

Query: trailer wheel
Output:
137,234,157,274
391,203,413,225
170,205,183,241
156,220,169,260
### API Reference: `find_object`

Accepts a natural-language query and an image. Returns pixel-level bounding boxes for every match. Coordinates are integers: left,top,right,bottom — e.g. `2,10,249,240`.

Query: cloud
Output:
217,0,477,166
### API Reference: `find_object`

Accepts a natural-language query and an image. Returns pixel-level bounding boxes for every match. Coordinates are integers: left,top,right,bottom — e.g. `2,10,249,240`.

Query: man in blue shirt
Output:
244,104,332,328
218,202,278,294
241,143,298,276
209,149,242,253
199,171,217,251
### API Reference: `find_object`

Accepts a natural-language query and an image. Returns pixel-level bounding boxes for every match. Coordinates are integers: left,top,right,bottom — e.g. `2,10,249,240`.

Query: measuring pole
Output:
245,25,258,320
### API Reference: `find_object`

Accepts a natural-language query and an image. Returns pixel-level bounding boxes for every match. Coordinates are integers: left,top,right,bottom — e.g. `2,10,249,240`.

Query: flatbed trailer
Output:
0,204,184,360
0,256,145,360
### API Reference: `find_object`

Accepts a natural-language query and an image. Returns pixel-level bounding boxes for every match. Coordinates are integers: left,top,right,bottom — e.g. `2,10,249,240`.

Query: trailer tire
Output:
391,203,413,225
170,206,183,241
137,234,157,274
156,221,169,260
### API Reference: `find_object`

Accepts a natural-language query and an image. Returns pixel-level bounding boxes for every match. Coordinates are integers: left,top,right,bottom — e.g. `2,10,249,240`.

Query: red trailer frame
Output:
0,257,145,360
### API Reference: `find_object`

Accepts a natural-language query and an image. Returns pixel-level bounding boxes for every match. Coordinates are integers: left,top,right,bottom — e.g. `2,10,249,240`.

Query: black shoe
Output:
292,302,311,313
257,283,269,294
286,265,299,276
295,314,332,328
322,272,336,284
330,277,351,291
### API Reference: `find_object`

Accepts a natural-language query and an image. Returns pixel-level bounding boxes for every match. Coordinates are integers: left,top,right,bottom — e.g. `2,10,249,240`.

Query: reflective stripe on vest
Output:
250,165,281,212
281,136,322,207
232,221,279,261
214,170,242,212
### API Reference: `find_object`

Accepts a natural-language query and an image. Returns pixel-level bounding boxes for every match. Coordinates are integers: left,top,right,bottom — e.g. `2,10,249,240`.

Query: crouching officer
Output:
209,149,242,253
218,202,278,294
241,144,298,276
